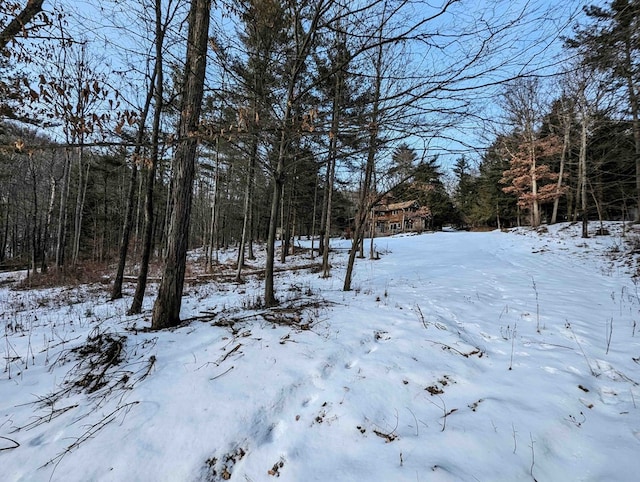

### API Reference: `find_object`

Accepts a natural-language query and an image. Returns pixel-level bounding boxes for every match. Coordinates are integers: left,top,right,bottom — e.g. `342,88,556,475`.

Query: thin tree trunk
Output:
55,148,72,268
318,168,328,256
369,206,376,259
112,65,159,299
344,13,383,291
210,140,221,266
30,161,38,274
72,147,88,264
236,139,257,281
310,170,319,260
344,156,375,291
151,0,211,329
529,132,540,227
129,158,158,314
551,107,570,224
0,202,4,262
281,181,293,263
264,0,326,306
321,66,341,277
579,94,589,238
129,0,165,315
0,197,9,262
265,175,284,306
320,154,335,277
41,175,56,272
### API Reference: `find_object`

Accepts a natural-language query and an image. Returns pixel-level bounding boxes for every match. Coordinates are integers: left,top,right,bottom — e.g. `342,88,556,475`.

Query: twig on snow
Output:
0,435,20,451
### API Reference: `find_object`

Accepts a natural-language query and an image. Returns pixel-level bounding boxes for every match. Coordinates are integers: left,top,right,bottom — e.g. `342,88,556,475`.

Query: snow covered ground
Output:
1,222,640,481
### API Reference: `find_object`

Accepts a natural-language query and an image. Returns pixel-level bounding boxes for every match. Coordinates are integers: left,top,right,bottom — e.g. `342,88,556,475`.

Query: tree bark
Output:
30,159,38,273
579,92,589,239
263,1,326,306
151,0,211,329
129,0,165,315
321,60,342,278
72,148,90,264
344,14,383,291
0,0,44,51
265,129,287,307
41,174,56,272
236,138,258,281
55,148,72,268
112,63,159,300
206,139,221,269
551,102,570,224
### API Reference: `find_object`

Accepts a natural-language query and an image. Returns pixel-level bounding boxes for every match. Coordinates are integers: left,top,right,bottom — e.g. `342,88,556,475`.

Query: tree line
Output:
1,0,637,328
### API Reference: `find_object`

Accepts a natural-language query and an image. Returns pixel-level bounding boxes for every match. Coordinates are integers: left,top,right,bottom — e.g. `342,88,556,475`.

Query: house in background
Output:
372,199,431,235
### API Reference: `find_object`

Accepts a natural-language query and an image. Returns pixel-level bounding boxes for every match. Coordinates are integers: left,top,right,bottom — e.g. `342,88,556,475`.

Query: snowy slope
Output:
1,222,639,481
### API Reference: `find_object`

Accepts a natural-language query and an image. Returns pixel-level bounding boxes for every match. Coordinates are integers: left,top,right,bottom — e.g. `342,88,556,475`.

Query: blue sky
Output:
32,0,599,172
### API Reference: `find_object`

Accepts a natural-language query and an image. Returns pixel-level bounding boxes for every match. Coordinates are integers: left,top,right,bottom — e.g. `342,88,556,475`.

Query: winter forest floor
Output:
2,222,640,481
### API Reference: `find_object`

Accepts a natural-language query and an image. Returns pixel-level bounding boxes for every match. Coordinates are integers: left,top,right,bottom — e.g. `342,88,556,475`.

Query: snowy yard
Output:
1,223,640,481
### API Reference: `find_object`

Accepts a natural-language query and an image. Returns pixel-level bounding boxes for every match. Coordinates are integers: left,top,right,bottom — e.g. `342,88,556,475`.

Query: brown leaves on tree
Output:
500,135,566,209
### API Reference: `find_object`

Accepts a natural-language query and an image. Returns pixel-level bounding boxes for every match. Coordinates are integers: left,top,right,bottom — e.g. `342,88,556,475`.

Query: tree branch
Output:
0,0,45,51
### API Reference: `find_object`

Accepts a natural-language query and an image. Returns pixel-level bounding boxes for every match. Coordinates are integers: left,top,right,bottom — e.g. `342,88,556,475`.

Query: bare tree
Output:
129,0,174,314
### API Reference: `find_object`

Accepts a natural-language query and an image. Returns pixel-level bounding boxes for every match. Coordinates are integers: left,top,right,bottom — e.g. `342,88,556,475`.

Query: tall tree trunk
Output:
320,154,335,277
344,153,376,291
321,65,342,277
112,66,159,299
263,0,326,305
129,158,158,314
579,93,589,238
281,180,293,263
129,0,165,315
151,0,211,329
206,140,221,269
344,23,383,291
529,132,540,227
310,170,319,259
318,169,328,256
41,175,56,272
0,197,9,262
55,148,72,268
369,206,376,259
72,147,89,265
265,80,292,304
30,161,38,274
265,128,287,307
236,138,258,281
368,171,377,259
551,105,570,224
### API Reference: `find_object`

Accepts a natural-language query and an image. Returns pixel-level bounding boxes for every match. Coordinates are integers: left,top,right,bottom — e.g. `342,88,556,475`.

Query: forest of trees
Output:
1,0,638,327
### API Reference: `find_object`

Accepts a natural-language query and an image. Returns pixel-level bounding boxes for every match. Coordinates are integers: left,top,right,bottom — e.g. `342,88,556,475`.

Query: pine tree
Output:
568,0,640,220
452,157,476,227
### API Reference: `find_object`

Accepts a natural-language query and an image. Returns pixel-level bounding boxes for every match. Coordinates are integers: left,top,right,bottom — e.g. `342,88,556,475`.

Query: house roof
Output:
383,200,418,210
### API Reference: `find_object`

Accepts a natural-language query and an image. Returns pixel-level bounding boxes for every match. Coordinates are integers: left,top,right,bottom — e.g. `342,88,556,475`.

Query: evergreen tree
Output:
471,140,518,228
452,156,476,227
394,157,458,230
568,0,640,220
